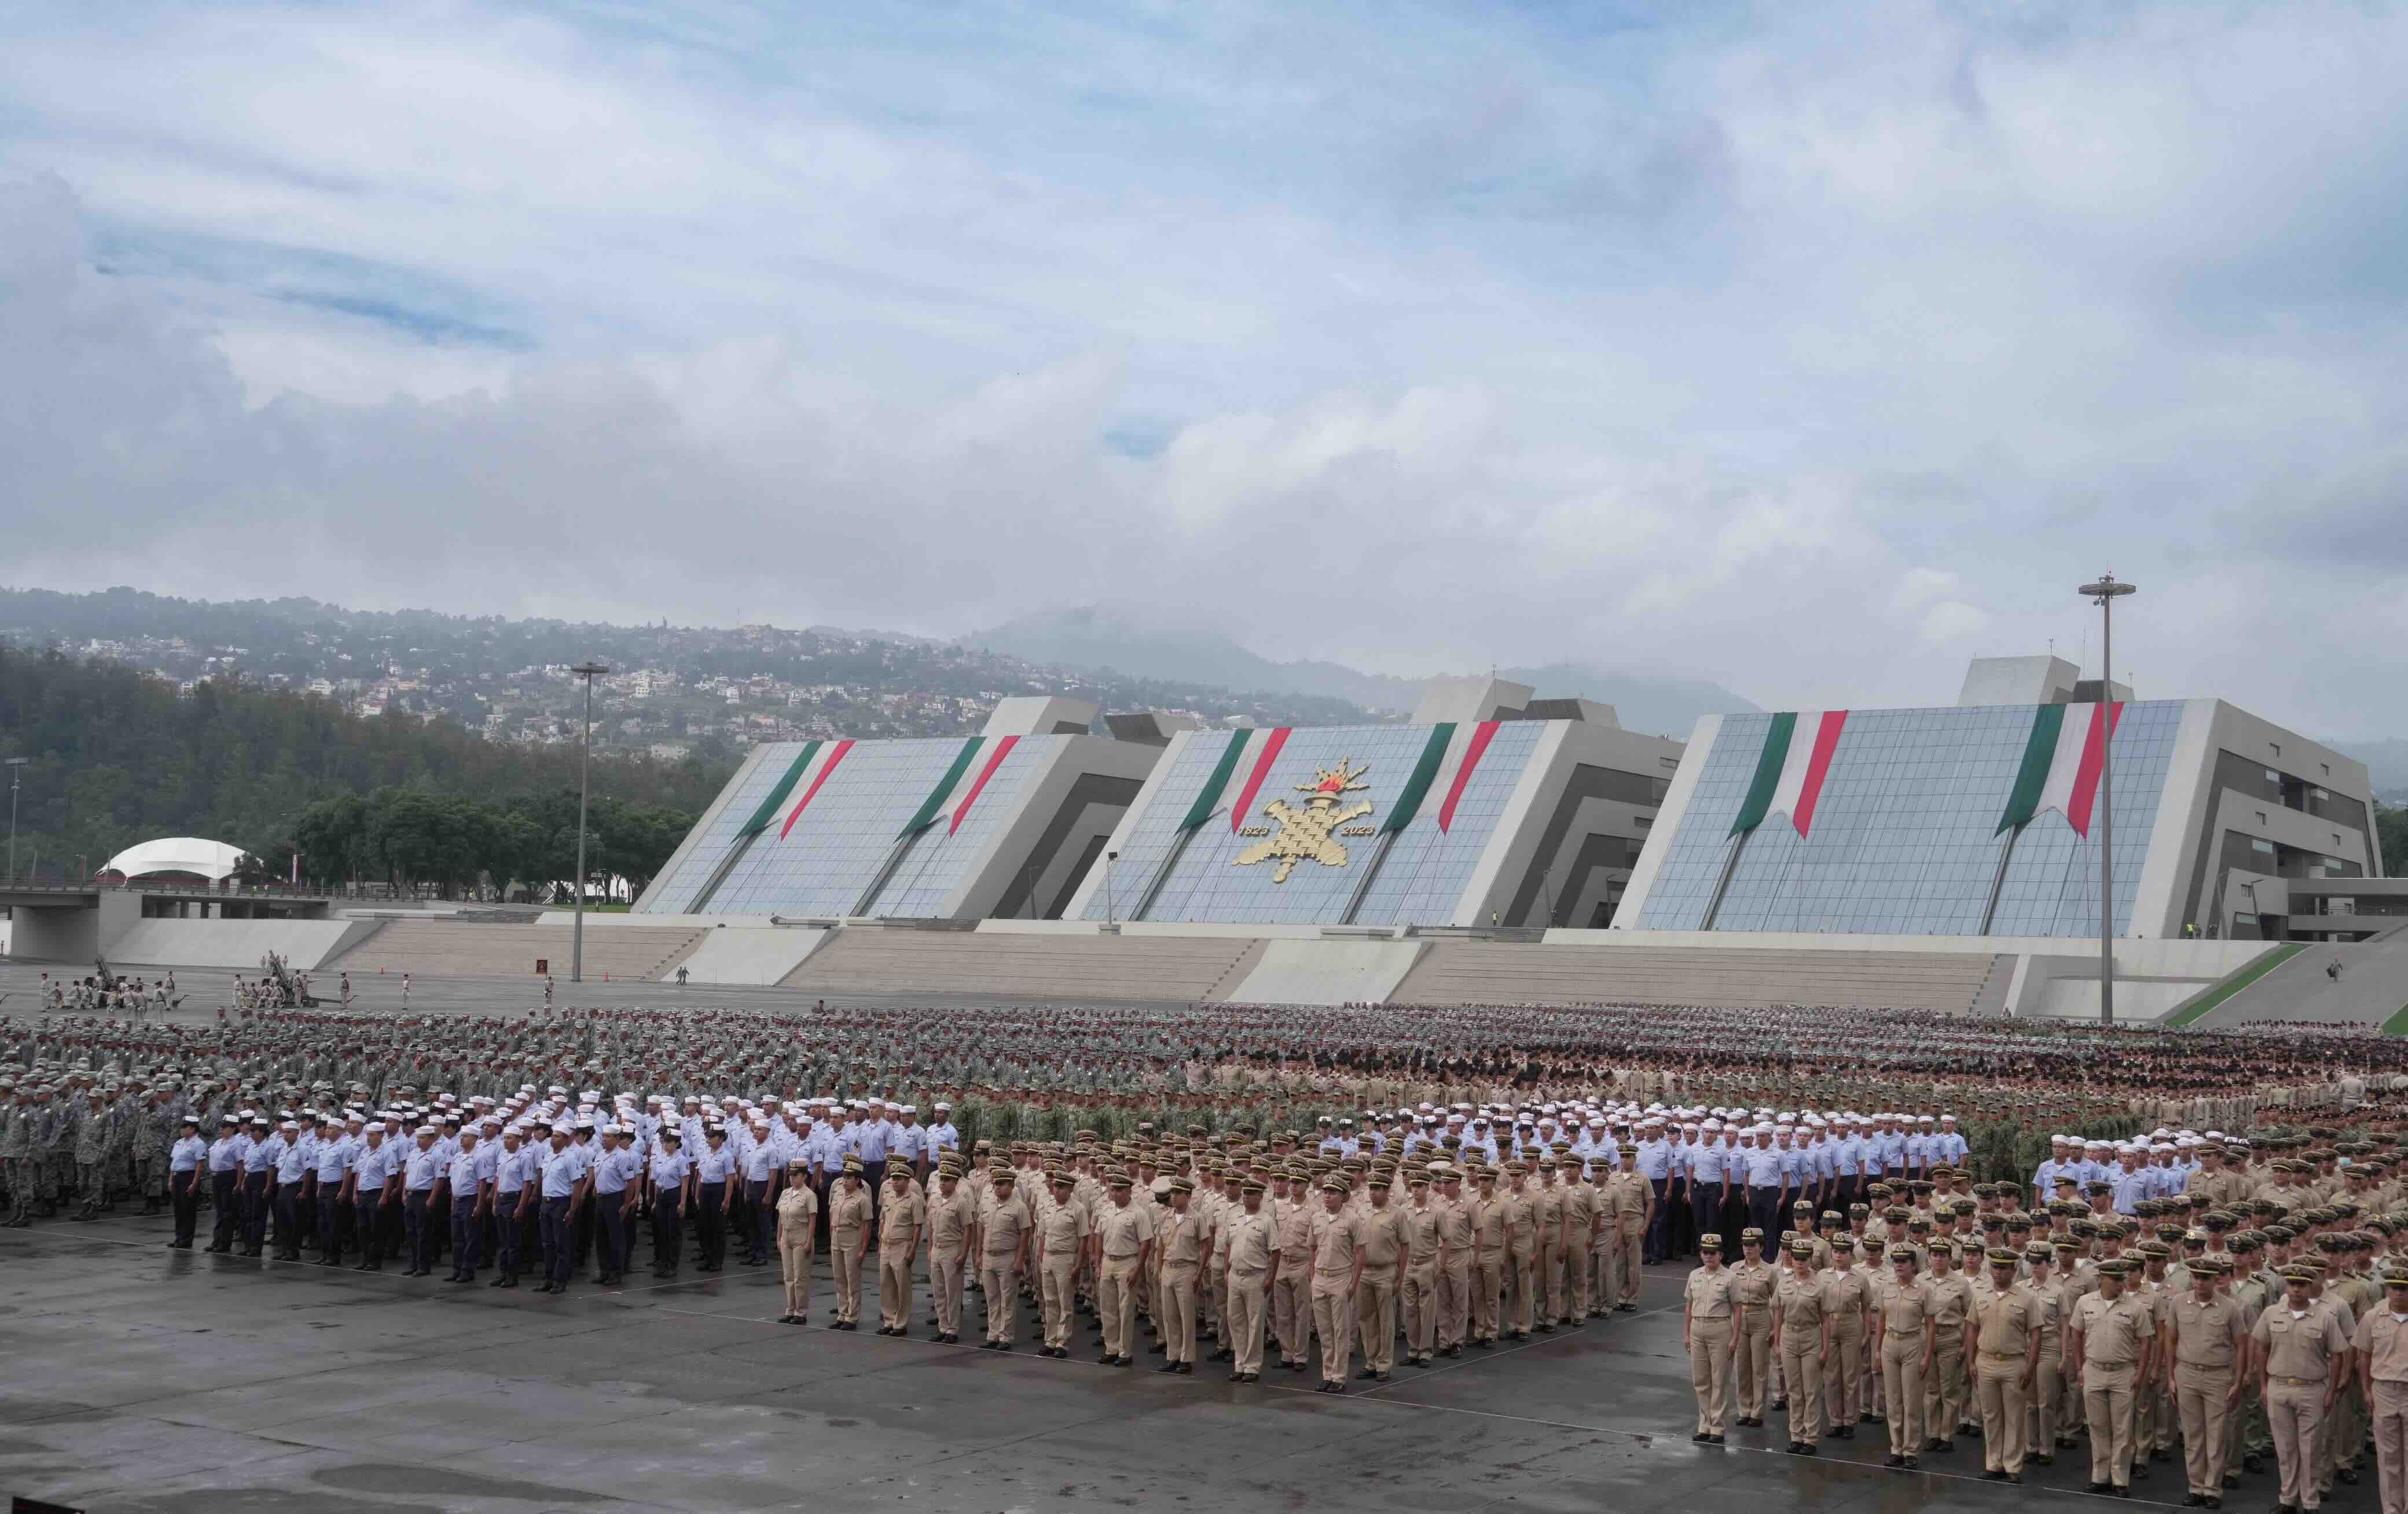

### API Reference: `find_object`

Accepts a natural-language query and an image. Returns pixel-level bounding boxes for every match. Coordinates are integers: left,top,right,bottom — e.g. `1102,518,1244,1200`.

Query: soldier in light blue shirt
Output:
490,1125,538,1288
591,1127,644,1285
893,1107,927,1178
401,1127,444,1277
924,1103,959,1161
241,1116,278,1257
311,1118,355,1265
693,1125,738,1274
443,1127,490,1283
537,1123,594,1295
740,1120,784,1269
167,1115,206,1250
648,1130,693,1277
271,1121,311,1261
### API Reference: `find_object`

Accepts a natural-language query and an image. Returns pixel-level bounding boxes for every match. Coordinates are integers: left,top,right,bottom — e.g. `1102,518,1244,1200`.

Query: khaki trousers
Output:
2176,1362,2236,1498
932,1248,965,1337
1436,1255,1470,1348
1568,1232,1594,1315
1312,1283,1356,1384
1826,1326,1864,1429
1690,1318,1732,1434
1926,1337,1967,1435
2371,1378,2408,1514
1041,1258,1077,1348
1539,1239,1565,1322
1508,1245,1536,1332
2029,1338,2062,1449
1615,1221,1645,1305
1736,1315,1774,1419
879,1249,913,1329
832,1243,864,1322
1401,1262,1439,1358
2084,1362,2139,1489
2267,1378,2326,1510
1475,1255,1504,1342
1099,1256,1140,1358
979,1257,1019,1343
1974,1355,2029,1473
1273,1270,1310,1364
1161,1263,1198,1363
1881,1335,1927,1456
1782,1342,1825,1443
1229,1269,1269,1376
1356,1271,1398,1373
779,1239,812,1317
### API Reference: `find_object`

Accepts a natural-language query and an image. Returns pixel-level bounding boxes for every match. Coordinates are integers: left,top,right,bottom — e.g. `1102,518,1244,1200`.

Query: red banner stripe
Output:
2064,702,2122,838
1436,721,1502,833
777,738,855,839
1228,727,1292,832
948,734,1020,835
1790,710,1849,837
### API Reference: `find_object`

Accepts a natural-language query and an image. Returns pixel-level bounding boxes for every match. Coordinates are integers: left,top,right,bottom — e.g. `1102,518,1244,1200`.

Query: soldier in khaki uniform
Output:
1500,1163,1539,1339
1878,1247,1937,1468
2023,1241,2069,1461
1823,1237,1873,1438
774,1158,818,1326
1034,1170,1088,1358
1684,1232,1736,1442
1729,1228,1778,1427
1223,1175,1279,1381
2073,1259,2157,1495
1606,1148,1651,1310
1921,1240,1973,1451
1094,1171,1154,1366
876,1164,924,1336
1968,1247,2042,1482
1531,1159,1567,1328
1473,1167,1508,1347
1353,1171,1404,1380
2168,1255,2247,1508
1434,1166,1475,1355
1154,1176,1202,1374
1398,1170,1443,1367
976,1168,1032,1350
1564,1159,1601,1321
1774,1236,1834,1453
924,1156,974,1343
1309,1174,1367,1394
2356,1270,2408,1514
826,1155,873,1330
2256,1263,2352,1513
1273,1170,1315,1369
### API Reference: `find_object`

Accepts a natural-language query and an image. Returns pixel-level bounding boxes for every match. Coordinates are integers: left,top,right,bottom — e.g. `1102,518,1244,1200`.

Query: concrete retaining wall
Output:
1225,938,1426,1006
670,927,834,986
104,917,384,971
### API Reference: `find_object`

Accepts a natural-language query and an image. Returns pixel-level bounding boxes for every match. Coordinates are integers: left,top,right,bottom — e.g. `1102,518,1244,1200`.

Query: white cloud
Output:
4,1,2407,735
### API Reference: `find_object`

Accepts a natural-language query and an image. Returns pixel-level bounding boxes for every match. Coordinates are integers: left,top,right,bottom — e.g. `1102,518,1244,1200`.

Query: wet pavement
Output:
1,1203,2362,1513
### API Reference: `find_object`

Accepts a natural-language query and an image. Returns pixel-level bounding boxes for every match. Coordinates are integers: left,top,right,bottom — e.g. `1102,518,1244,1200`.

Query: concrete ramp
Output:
1225,938,1426,1006
670,927,832,986
104,918,384,972
2179,934,2408,1030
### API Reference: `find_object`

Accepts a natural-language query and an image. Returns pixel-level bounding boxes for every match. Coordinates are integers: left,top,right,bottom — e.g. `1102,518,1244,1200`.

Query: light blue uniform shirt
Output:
353,1140,397,1191
927,1122,960,1154
495,1144,531,1195
651,1149,692,1189
856,1121,893,1163
594,1146,641,1196
275,1137,311,1184
541,1142,594,1199
1636,1140,1672,1180
447,1148,484,1196
171,1134,208,1173
404,1146,443,1192
245,1135,280,1174
316,1134,355,1184
696,1143,739,1185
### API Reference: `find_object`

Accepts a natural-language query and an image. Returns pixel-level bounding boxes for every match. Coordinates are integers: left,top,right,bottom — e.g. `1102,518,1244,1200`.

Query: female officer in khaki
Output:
1729,1226,1778,1427
1686,1232,1737,1442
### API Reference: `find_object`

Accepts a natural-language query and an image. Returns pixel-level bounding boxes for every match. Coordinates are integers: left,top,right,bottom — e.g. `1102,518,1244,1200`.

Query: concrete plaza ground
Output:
0,964,2382,1513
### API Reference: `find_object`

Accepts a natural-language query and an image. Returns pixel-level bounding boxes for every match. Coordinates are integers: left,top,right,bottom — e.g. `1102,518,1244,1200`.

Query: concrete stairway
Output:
323,919,709,982
1386,942,1997,1011
780,929,1258,1001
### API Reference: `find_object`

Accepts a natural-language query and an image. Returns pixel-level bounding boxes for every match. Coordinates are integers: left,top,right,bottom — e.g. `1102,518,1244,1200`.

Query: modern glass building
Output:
1616,657,2380,940
632,698,1165,921
1062,679,1685,929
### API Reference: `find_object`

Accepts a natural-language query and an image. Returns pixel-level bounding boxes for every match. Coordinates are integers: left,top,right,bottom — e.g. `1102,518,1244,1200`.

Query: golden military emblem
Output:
1235,758,1374,882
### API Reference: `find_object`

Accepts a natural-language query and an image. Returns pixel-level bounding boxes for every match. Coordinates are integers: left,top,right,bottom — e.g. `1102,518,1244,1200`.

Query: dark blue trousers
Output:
542,1196,575,1286
450,1197,482,1276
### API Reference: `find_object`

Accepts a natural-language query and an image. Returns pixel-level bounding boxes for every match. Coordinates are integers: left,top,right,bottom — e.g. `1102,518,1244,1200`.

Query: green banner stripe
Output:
1381,722,1457,833
735,741,824,839
1995,703,2065,835
898,737,986,837
1178,728,1254,833
1728,712,1796,836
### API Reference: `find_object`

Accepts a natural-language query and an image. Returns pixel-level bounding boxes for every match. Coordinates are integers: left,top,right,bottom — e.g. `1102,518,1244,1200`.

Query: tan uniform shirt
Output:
2254,1302,2350,1382
978,1189,1032,1262
1037,1193,1087,1266
1357,1201,1404,1279
1400,1199,1442,1269
1096,1199,1155,1261
1311,1206,1368,1292
776,1184,819,1245
1687,1266,1735,1321
1226,1207,1278,1276
1776,1270,1835,1343
1880,1277,1935,1339
1275,1197,1314,1276
2170,1292,2245,1370
2075,1292,2152,1369
879,1184,924,1248
1436,1194,1475,1262
1731,1260,1778,1324
828,1184,873,1252
2353,1306,2408,1383
927,1184,975,1256
1973,1284,2036,1358
1824,1267,1873,1333
1158,1206,1203,1270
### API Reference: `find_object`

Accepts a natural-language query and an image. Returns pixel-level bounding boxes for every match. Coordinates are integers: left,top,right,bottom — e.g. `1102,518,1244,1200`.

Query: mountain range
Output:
964,605,1760,738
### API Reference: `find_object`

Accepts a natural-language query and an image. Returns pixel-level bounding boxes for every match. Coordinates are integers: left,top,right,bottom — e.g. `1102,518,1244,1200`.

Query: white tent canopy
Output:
102,837,248,883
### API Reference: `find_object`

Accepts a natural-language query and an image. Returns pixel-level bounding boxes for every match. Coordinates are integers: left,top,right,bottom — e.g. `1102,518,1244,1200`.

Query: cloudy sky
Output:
4,1,2403,733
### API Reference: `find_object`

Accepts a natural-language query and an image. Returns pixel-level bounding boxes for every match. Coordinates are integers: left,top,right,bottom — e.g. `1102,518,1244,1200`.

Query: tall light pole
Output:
2079,573,2137,1025
1104,850,1119,925
5,758,26,882
570,662,610,983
